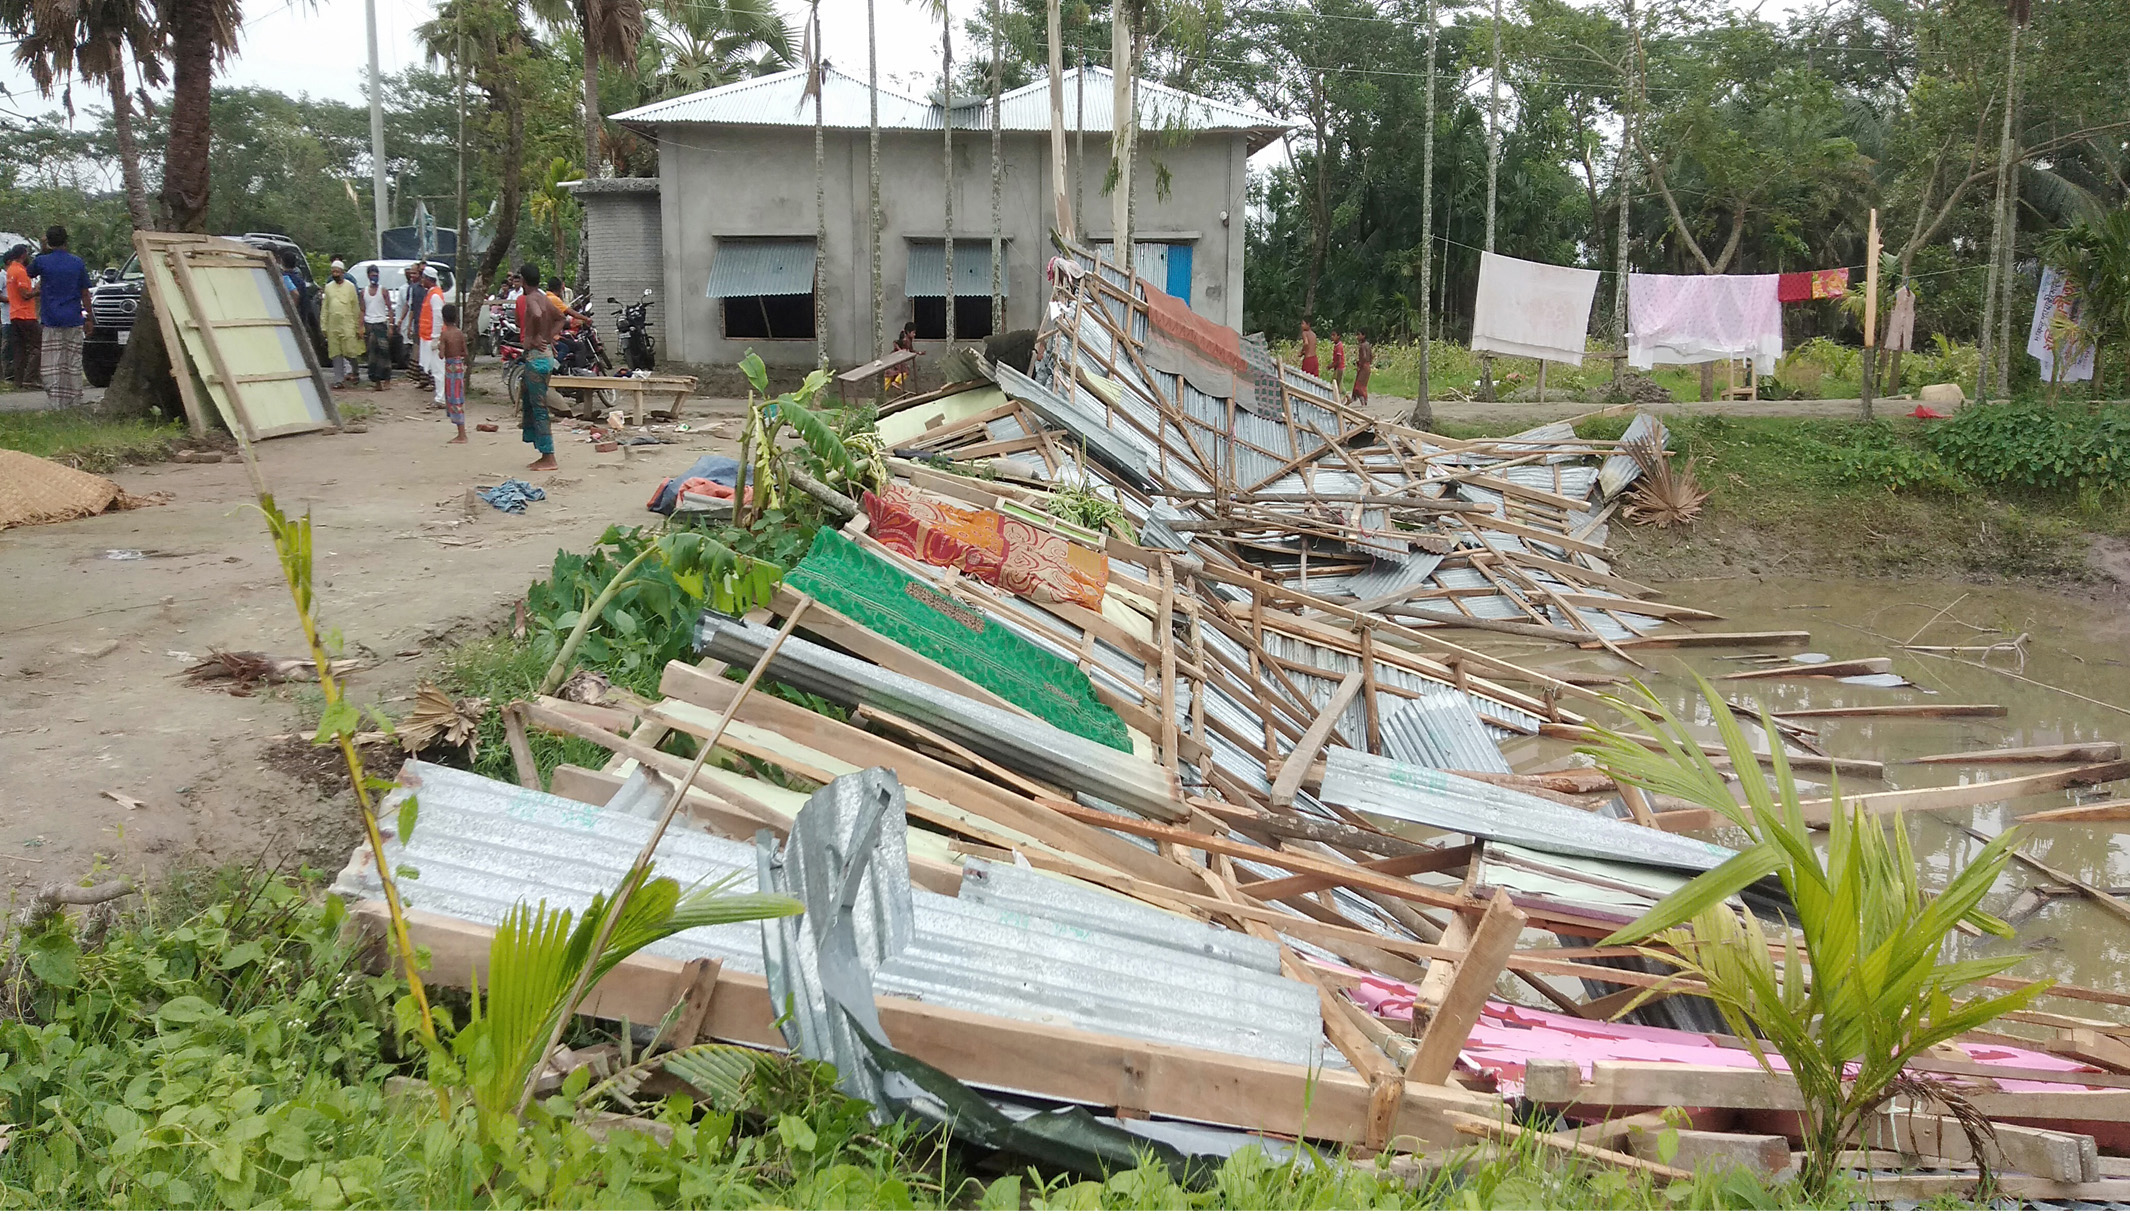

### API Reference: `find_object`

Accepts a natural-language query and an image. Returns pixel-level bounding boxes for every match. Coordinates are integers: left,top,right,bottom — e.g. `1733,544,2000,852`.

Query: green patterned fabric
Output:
787,528,1132,751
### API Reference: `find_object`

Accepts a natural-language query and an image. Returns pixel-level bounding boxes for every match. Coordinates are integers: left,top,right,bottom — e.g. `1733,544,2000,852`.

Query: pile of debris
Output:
336,249,2130,1192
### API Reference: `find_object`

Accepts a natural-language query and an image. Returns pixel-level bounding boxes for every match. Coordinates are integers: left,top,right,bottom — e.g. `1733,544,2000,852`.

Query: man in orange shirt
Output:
5,244,38,389
416,266,446,406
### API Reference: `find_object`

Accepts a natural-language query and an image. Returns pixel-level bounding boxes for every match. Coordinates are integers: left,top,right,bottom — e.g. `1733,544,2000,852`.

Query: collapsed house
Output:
339,251,2130,1194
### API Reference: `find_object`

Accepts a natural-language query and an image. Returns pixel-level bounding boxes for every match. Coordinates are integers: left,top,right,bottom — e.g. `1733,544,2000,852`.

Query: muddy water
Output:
1485,577,2130,1007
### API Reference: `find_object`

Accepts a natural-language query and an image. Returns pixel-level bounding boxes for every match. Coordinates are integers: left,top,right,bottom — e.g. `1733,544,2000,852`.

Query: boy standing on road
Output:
514,262,563,471
29,226,91,408
439,303,469,444
7,244,40,389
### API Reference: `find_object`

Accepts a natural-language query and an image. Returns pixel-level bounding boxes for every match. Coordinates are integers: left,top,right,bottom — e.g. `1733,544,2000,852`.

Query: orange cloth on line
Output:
862,483,1107,611
417,286,443,340
6,263,33,322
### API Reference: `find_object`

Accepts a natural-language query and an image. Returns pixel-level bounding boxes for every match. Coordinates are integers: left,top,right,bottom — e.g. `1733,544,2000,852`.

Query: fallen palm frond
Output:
394,682,489,759
1621,435,1710,527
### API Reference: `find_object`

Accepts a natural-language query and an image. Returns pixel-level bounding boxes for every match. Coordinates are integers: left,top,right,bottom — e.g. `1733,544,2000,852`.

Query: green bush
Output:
1923,401,2130,496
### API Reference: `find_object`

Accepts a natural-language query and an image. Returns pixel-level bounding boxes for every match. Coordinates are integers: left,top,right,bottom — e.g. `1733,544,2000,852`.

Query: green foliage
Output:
1049,484,1134,540
1922,401,2130,497
1581,679,2049,1196
0,407,182,470
740,352,883,513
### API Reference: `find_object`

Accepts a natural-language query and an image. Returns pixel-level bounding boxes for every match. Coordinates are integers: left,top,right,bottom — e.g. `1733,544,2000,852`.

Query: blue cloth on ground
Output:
647,454,741,514
478,478,547,513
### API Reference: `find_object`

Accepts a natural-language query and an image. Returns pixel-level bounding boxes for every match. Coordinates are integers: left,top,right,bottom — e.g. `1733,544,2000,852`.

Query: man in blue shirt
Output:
29,226,93,408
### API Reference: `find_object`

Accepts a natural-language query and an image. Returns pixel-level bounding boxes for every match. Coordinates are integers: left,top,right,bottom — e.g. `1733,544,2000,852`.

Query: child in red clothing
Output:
439,303,468,444
1329,332,1346,396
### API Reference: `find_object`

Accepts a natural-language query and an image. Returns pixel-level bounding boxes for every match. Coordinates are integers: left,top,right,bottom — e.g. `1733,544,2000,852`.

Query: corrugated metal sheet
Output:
1320,747,1735,874
904,241,1008,298
705,239,816,298
345,762,1324,1069
1600,414,1668,498
616,65,1284,141
996,363,1155,488
1379,687,1511,773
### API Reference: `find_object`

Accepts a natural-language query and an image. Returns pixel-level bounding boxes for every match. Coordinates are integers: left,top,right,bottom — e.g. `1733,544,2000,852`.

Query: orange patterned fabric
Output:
863,484,1108,611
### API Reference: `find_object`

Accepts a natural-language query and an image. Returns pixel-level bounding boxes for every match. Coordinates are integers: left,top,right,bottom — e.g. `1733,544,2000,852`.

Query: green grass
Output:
1,866,1836,1210
1580,411,2128,584
0,406,182,471
431,633,620,785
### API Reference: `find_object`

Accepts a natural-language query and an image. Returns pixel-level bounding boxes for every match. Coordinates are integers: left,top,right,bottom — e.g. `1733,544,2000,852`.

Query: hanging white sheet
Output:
1470,252,1600,365
1625,272,1782,370
2027,265,2095,384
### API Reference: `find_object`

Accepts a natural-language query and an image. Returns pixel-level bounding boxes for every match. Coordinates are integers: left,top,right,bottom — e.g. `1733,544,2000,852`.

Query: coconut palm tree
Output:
1109,0,1137,273
868,0,883,357
0,0,163,230
938,0,955,347
989,0,1003,332
156,0,240,232
805,0,826,368
644,0,793,99
524,0,646,177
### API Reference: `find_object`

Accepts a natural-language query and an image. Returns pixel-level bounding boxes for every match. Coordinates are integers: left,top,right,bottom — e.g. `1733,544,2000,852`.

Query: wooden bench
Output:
835,349,917,404
546,374,698,424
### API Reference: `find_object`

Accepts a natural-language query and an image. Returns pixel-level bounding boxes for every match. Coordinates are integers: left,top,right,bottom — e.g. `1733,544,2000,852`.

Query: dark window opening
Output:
912,296,997,340
723,293,816,339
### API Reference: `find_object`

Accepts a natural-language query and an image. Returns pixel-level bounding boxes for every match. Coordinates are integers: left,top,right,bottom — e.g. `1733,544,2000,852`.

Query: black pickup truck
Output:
84,232,321,388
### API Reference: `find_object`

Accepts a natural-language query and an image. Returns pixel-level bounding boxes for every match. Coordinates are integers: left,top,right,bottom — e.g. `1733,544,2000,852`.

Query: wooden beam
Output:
1235,844,1475,903
1270,672,1365,807
1721,657,1895,681
1911,742,2123,765
1449,1115,1691,1181
359,902,1505,1149
1797,762,2130,827
1551,593,1721,622
1526,1059,2130,1123
1608,631,1812,650
1625,1125,1792,1179
1768,703,2007,720
1850,1110,2097,1182
1407,891,1526,1086
2017,799,2130,823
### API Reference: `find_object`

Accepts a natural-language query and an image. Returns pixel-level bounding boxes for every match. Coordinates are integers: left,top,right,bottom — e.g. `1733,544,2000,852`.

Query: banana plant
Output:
439,870,800,1122
1579,675,2050,1197
738,350,882,515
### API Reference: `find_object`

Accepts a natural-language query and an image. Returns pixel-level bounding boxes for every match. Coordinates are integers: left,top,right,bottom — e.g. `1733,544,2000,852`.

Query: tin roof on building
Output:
613,65,1286,150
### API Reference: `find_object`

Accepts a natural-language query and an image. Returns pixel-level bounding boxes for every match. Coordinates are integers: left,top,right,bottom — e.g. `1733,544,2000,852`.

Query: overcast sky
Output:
0,0,1803,124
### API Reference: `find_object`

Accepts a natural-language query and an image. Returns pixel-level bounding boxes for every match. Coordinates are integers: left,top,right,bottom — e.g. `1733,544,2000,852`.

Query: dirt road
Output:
0,373,743,893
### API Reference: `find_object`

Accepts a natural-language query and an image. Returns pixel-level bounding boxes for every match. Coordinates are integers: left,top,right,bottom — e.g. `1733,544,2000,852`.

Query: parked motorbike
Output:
610,289,656,372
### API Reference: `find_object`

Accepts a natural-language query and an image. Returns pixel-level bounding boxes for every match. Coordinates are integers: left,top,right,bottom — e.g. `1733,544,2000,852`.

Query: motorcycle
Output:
491,296,526,403
611,289,656,373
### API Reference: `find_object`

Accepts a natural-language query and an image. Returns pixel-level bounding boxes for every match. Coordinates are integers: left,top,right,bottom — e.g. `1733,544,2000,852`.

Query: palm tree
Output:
989,0,1003,333
1109,0,1137,274
939,1,955,348
868,0,883,358
525,0,644,177
1,0,162,230
156,0,240,232
1045,0,1068,237
805,0,826,368
421,0,538,291
644,0,793,99
529,157,583,274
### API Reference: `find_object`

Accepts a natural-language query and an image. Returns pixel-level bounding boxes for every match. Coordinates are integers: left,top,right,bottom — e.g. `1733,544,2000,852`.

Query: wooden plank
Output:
658,662,1201,888
1624,1125,1792,1178
1850,1110,2097,1182
1450,1115,1691,1181
1769,703,2007,720
161,241,261,443
1551,593,1721,623
1911,742,2123,765
2017,799,2130,823
1721,657,1895,681
1796,762,2130,827
358,902,1504,1149
1269,671,1364,807
2053,1028,2130,1074
1234,844,1475,903
655,958,723,1050
1525,1059,2130,1123
502,704,541,790
1407,891,1526,1085
1609,631,1812,650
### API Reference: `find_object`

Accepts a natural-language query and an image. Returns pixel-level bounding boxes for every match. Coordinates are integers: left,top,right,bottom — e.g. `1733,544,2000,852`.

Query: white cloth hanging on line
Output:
1470,252,1601,365
1625,272,1783,370
2027,265,2095,383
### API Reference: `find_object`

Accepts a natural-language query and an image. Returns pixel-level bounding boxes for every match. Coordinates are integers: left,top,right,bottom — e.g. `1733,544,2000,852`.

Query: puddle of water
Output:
1485,576,2130,1007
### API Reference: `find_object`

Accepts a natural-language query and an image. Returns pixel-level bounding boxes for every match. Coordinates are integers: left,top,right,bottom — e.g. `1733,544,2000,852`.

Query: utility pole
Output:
366,0,389,257
456,24,468,305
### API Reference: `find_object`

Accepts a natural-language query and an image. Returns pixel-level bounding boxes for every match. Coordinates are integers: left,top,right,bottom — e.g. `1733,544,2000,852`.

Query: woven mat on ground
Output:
0,449,163,529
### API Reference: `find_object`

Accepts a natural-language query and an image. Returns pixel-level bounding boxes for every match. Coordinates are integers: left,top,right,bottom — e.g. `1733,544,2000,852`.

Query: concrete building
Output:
603,66,1282,370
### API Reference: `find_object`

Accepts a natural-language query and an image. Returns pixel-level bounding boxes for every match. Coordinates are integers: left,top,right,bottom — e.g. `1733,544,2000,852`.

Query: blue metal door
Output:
1165,242,1193,303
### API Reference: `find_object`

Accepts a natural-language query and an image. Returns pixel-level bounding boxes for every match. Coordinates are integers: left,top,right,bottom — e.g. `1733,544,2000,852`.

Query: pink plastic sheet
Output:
1344,976,2107,1098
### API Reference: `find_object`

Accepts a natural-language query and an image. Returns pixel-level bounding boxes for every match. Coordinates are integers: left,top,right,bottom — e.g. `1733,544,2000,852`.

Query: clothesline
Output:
1426,230,1991,284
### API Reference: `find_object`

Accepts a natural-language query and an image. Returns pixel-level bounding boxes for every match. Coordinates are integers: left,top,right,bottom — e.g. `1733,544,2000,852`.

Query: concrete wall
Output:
574,186,663,325
654,122,1249,369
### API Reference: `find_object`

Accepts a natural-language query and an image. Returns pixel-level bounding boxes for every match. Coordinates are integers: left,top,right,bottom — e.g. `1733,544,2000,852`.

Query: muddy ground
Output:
0,371,746,896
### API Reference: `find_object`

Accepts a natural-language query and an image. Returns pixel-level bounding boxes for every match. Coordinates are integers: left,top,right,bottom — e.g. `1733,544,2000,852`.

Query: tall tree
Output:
1046,0,1069,237
643,0,794,99
806,0,825,367
868,0,883,357
941,0,956,346
1109,0,1136,273
989,0,1004,332
1,0,163,230
156,0,240,231
1409,0,1438,429
524,0,642,176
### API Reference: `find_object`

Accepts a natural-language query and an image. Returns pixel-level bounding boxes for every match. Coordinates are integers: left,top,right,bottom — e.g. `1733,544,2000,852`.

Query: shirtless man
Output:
1298,319,1319,377
515,261,564,471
